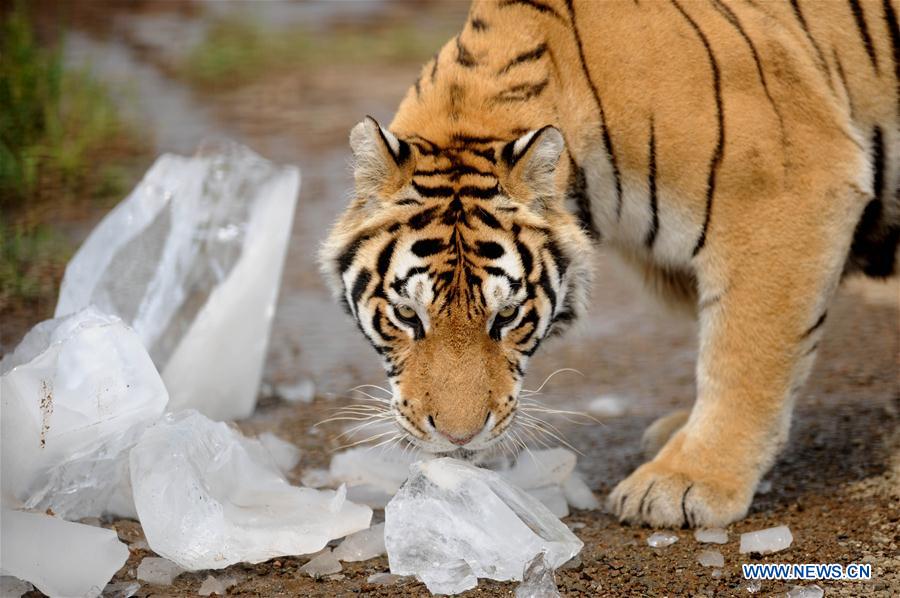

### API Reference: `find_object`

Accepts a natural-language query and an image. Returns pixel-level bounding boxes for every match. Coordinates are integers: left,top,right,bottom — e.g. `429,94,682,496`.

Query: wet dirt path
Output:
31,2,900,596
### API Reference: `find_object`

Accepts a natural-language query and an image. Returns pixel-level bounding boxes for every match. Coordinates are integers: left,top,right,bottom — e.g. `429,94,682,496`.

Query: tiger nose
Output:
427,414,488,446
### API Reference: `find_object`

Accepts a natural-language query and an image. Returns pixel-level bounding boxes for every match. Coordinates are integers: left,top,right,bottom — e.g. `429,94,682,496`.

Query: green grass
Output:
181,17,455,86
0,6,148,321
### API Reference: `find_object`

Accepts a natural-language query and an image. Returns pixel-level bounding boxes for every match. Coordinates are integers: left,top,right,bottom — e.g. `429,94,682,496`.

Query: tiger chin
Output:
321,0,898,528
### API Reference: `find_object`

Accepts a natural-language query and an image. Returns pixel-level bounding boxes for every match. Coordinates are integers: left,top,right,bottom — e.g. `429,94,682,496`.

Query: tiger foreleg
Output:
608,174,867,527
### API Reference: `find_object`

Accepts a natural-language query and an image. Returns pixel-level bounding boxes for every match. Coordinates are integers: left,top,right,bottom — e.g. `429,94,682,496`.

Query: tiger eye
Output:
498,305,517,319
396,305,417,319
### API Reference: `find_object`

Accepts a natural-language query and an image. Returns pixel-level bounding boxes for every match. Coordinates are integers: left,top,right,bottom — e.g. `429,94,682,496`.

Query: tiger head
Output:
321,117,592,456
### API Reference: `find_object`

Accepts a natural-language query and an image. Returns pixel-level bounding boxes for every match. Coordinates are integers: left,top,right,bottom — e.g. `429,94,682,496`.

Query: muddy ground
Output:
11,2,900,596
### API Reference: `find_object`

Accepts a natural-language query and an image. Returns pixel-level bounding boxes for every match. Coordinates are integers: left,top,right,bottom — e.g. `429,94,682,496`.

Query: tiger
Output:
320,0,899,528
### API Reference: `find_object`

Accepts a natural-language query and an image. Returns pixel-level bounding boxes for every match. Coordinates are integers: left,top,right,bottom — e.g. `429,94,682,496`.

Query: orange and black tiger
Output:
321,0,898,527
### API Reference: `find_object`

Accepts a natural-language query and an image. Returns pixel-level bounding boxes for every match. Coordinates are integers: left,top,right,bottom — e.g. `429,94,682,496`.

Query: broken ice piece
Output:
696,549,724,568
742,579,762,594
739,525,793,554
587,395,627,417
0,308,168,520
333,523,386,562
694,528,728,544
561,473,599,510
136,557,184,586
0,576,33,598
786,585,824,598
501,448,576,490
275,380,315,403
0,509,129,598
330,445,417,495
103,581,141,598
299,549,342,578
647,531,679,548
55,141,300,421
257,432,301,474
756,479,773,494
198,574,236,596
131,411,372,570
515,552,560,598
385,458,582,595
366,572,404,585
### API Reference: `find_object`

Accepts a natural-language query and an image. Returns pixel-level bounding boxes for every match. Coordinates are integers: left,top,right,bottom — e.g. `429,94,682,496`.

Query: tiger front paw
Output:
607,451,756,528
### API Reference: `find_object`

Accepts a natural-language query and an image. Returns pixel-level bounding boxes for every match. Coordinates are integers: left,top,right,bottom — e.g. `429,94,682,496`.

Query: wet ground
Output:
12,2,900,596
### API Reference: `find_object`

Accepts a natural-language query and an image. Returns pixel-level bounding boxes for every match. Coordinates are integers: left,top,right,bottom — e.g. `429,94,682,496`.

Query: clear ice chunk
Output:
647,532,679,548
384,458,583,595
257,432,301,474
694,528,728,544
561,473,599,510
696,549,725,567
0,576,33,598
739,525,793,554
333,523,386,562
136,557,184,586
130,411,372,570
786,585,824,598
329,446,417,495
366,572,404,585
54,141,300,421
515,552,560,598
0,509,129,598
0,308,168,520
501,448,576,489
299,549,342,578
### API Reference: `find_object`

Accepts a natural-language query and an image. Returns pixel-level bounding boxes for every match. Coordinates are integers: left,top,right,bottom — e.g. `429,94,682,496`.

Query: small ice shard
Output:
385,458,583,595
55,141,300,421
587,395,627,417
103,581,141,597
131,411,372,570
561,473,599,510
647,531,679,548
275,380,315,403
786,585,824,598
136,557,184,585
300,468,334,488
743,579,762,593
694,528,728,544
515,552,560,598
0,509,129,598
299,549,342,578
527,485,569,518
367,572,404,585
257,432,301,473
346,484,394,509
756,479,773,494
333,523,386,562
739,525,793,554
198,574,236,596
568,522,586,530
0,308,168,520
0,576,33,597
696,549,725,568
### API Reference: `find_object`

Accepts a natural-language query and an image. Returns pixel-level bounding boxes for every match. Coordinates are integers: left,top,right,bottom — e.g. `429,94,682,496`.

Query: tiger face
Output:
321,117,592,456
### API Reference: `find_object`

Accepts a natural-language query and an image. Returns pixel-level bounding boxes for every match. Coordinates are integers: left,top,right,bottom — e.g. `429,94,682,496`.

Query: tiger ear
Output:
500,126,565,206
349,116,413,199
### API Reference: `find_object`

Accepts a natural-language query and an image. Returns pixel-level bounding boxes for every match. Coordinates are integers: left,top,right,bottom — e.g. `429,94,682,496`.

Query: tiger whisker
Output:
331,429,399,451
519,368,584,395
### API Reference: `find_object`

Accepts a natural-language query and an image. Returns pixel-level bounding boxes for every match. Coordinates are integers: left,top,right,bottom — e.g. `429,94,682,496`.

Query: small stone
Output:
696,549,724,568
136,557,184,586
742,579,762,594
326,574,346,581
568,522,586,530
647,531,679,548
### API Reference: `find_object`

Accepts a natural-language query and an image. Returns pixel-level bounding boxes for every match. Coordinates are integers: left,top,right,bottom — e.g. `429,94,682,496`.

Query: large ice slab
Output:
130,411,372,570
55,141,300,421
0,508,129,598
384,458,583,595
0,308,168,519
